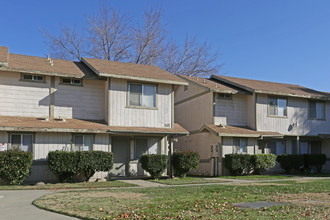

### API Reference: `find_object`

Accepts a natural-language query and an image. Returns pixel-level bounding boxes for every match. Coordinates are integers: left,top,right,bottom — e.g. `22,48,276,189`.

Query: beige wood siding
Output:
34,133,72,160
109,78,172,128
54,78,105,120
175,92,213,131
256,94,330,135
247,93,256,129
174,81,206,103
94,134,109,151
214,94,249,127
0,71,50,117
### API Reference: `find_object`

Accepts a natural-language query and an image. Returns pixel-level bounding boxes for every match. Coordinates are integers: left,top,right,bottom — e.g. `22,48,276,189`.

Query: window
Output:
61,78,82,86
269,97,287,116
128,83,156,108
21,74,44,82
309,100,325,120
267,140,285,155
233,138,247,154
135,137,161,160
299,141,321,154
74,135,93,151
184,85,189,91
10,134,33,152
217,93,232,100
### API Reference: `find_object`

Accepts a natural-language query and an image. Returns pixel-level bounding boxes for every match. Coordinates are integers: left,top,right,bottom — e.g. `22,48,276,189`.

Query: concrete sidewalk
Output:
0,190,77,220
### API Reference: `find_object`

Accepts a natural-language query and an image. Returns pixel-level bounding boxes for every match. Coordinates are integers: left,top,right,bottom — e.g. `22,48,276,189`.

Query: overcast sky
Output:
1,0,330,91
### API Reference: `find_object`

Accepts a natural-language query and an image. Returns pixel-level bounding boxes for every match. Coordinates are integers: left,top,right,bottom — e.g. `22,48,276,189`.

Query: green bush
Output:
276,154,304,173
303,154,327,174
48,151,79,182
48,151,114,182
172,151,200,178
250,154,276,175
140,154,168,179
0,149,33,185
77,151,113,181
224,154,252,176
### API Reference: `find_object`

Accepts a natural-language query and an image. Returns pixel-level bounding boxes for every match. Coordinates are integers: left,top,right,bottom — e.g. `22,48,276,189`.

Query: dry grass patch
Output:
274,192,330,206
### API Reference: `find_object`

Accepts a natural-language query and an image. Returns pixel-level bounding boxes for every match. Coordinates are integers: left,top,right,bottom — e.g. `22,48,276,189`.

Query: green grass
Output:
0,180,136,190
33,179,330,219
150,177,229,185
217,174,299,180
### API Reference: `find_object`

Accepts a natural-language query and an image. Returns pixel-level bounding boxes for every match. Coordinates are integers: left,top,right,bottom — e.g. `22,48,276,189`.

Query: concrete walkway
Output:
0,190,77,220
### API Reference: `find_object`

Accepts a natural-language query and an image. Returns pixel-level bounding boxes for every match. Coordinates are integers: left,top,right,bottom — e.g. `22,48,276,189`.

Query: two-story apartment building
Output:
0,46,188,182
174,75,330,176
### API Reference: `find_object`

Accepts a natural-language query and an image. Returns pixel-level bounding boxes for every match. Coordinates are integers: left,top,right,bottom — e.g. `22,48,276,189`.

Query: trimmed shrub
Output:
250,154,276,175
0,149,33,185
224,154,252,176
140,154,168,179
303,154,327,174
48,151,79,182
77,151,113,181
276,154,304,173
172,151,200,178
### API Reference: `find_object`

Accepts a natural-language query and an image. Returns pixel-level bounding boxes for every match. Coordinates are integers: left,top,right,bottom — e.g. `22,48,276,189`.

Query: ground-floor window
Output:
74,135,93,151
10,134,33,152
267,140,285,155
233,138,247,154
300,141,321,154
135,137,161,160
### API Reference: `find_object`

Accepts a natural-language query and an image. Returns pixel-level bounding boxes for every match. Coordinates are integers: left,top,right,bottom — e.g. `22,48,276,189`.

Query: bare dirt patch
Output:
274,193,330,206
231,183,290,186
295,179,313,183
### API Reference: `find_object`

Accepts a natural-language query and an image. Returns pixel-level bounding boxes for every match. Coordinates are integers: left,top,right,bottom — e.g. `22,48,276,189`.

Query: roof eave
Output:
211,75,255,92
98,72,188,85
255,90,330,100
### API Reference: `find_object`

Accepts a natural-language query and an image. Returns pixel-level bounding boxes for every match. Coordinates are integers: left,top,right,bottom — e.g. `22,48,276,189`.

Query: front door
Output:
110,137,130,176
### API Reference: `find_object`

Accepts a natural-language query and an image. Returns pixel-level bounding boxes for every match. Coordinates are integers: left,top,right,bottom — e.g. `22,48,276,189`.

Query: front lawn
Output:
217,174,298,180
150,177,229,185
0,180,136,190
34,179,330,219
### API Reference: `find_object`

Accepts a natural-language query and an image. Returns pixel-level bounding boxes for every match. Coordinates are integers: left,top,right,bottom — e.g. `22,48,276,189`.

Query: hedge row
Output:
0,149,33,185
224,154,276,176
140,151,200,179
172,151,200,178
48,151,113,182
276,154,326,174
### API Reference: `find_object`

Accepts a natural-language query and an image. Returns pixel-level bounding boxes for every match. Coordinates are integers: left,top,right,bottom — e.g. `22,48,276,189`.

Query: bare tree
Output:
87,6,131,61
43,25,85,60
162,36,220,76
131,7,167,65
43,6,221,76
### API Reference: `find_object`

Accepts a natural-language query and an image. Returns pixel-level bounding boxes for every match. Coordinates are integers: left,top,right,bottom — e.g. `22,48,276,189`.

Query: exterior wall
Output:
221,137,257,157
54,78,106,120
174,81,206,103
109,78,172,128
175,132,220,176
214,94,250,127
256,94,330,136
247,93,256,129
0,71,50,117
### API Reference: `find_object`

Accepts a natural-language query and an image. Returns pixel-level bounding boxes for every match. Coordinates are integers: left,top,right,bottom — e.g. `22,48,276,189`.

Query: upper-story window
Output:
60,77,82,86
128,83,156,108
21,74,45,82
309,100,325,120
269,97,287,117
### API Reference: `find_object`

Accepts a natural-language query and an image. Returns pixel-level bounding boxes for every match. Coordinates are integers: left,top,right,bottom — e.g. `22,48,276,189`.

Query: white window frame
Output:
233,138,247,154
308,100,325,120
73,135,93,151
60,77,82,86
10,133,33,152
268,97,287,117
21,74,45,82
128,83,157,108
